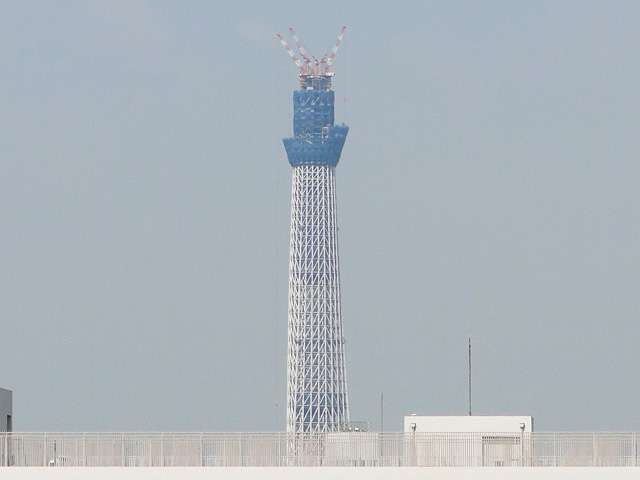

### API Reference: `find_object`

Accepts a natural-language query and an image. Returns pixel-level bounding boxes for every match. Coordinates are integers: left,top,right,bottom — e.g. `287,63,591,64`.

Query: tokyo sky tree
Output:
277,27,350,434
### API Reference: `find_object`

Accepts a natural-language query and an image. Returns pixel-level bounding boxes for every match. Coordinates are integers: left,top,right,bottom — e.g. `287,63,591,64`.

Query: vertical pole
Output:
380,393,384,433
380,392,384,466
468,337,472,416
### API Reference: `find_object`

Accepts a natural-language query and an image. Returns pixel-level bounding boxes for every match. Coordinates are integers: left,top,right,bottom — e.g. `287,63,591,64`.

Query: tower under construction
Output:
278,27,350,434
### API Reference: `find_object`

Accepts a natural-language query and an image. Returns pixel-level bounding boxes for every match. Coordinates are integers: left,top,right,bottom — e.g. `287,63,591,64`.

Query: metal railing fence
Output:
0,432,638,467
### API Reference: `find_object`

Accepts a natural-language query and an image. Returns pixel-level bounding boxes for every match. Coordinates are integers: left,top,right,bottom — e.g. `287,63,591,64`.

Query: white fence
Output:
0,432,638,467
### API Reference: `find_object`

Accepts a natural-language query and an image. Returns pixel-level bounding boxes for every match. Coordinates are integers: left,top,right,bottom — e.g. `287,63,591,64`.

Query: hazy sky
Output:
2,1,640,433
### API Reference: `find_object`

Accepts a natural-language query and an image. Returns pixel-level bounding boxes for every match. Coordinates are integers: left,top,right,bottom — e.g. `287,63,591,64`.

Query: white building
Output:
404,414,533,433
404,415,534,467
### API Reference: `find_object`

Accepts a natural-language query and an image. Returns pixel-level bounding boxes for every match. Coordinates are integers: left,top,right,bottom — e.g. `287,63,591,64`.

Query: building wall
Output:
1,467,640,480
403,415,535,467
404,415,534,433
0,389,11,432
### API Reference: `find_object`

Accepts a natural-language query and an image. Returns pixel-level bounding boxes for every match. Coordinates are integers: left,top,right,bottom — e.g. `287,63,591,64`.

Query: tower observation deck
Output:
278,28,350,434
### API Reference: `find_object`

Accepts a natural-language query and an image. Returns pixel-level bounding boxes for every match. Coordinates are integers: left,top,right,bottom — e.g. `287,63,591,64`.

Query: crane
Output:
288,27,316,76
276,33,307,75
276,27,346,88
319,26,346,75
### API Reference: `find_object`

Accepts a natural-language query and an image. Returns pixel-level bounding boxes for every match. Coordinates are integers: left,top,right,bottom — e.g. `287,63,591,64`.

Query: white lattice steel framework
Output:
286,165,349,434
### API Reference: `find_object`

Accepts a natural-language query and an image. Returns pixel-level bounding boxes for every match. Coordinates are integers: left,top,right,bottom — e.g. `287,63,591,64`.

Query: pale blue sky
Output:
1,1,639,432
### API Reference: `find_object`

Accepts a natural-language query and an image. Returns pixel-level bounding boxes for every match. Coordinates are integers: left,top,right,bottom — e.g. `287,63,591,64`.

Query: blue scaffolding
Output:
283,77,348,167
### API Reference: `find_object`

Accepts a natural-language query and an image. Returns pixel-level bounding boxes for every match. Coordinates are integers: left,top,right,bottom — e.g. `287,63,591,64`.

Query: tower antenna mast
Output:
277,27,350,435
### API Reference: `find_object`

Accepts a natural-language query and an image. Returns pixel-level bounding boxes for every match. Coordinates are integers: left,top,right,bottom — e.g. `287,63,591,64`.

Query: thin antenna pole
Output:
468,337,472,416
380,393,384,432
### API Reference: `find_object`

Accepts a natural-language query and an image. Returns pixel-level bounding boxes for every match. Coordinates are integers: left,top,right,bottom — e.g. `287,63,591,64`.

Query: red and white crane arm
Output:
277,27,346,78
326,26,346,68
276,34,306,73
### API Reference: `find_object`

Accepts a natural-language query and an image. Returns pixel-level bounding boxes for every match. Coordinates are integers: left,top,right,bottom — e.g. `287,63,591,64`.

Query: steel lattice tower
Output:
278,28,350,434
